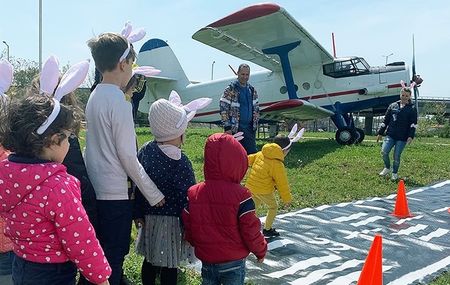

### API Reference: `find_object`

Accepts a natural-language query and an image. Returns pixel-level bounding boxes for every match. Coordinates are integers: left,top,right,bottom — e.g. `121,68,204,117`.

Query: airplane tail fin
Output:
136,38,190,113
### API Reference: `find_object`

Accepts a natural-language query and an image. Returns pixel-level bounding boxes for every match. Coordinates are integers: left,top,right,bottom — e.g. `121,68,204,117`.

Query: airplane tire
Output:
354,128,365,144
335,128,356,145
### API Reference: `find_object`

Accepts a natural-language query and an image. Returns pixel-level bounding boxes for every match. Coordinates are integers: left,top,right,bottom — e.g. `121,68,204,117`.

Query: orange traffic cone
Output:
357,234,383,285
392,179,413,218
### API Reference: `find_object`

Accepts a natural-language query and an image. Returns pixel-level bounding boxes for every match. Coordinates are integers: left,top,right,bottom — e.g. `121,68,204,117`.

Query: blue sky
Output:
0,0,448,97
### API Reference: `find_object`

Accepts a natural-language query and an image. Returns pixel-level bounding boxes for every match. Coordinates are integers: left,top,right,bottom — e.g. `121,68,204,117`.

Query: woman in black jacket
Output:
376,83,418,180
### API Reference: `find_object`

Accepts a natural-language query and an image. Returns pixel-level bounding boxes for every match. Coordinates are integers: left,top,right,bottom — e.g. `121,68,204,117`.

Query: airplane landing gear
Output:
335,127,365,145
335,127,355,145
354,128,365,144
332,109,366,145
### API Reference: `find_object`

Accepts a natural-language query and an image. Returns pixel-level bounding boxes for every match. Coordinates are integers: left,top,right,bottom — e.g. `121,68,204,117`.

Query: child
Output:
29,70,99,232
85,31,164,285
134,91,209,285
0,59,13,285
182,133,267,285
0,87,111,283
245,125,304,237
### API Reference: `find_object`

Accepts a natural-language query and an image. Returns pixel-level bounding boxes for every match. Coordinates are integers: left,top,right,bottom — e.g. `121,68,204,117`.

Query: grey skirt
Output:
136,215,196,268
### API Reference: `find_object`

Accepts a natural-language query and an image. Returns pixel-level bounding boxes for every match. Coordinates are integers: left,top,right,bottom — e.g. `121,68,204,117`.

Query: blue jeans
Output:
381,136,407,174
12,254,76,285
201,259,246,285
0,251,13,285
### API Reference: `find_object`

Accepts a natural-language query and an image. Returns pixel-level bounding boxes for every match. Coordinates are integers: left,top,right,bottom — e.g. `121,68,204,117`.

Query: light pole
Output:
39,0,42,71
382,53,393,65
211,61,215,80
2,41,9,61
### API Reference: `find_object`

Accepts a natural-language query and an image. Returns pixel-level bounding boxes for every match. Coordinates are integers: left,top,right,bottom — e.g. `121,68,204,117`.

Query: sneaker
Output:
263,228,280,237
391,173,399,180
379,168,390,176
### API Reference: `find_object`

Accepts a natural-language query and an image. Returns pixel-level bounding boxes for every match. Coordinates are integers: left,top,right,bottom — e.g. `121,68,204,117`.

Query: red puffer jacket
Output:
182,133,267,263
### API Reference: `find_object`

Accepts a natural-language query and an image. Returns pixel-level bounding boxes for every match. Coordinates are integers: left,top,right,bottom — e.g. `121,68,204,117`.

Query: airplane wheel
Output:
354,128,365,144
335,128,355,145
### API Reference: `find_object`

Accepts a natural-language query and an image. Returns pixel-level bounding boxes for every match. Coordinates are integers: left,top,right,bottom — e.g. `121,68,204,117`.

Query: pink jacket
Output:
0,147,13,252
0,157,111,284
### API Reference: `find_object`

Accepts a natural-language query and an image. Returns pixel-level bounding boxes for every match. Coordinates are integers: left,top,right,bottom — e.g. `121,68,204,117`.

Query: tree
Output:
3,57,39,98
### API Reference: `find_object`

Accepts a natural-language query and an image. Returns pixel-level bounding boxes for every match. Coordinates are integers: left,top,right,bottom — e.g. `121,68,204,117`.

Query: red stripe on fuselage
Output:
260,99,304,112
208,3,280,28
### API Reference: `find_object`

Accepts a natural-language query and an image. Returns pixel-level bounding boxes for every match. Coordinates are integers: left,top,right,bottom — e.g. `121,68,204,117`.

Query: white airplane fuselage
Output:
143,65,409,124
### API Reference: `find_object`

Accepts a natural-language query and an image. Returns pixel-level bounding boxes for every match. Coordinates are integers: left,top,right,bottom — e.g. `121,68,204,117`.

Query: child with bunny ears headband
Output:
245,124,305,238
0,59,14,285
133,91,211,284
28,57,100,241
0,57,112,285
85,22,165,285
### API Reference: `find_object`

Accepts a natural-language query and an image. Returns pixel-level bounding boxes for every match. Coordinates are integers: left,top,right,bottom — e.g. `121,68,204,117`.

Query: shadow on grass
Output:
284,138,342,169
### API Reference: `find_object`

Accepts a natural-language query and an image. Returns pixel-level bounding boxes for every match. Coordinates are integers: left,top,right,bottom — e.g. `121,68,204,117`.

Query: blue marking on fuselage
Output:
139,38,169,53
262,41,301,100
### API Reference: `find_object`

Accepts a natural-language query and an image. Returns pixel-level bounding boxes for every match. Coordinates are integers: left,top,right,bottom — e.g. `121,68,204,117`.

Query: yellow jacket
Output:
245,143,292,203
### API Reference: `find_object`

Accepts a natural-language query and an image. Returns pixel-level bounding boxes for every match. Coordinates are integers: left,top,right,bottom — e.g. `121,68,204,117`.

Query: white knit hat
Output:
148,91,212,142
148,99,188,142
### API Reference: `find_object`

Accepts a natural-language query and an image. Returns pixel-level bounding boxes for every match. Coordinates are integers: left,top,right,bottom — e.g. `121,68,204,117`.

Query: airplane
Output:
136,3,421,145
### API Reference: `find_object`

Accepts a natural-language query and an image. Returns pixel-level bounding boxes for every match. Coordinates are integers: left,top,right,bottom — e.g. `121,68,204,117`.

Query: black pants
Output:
141,259,177,285
95,200,133,285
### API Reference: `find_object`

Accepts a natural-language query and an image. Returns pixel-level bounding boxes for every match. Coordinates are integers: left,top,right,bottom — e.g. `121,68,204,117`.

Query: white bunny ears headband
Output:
400,80,416,90
119,22,146,62
168,90,212,128
0,59,13,98
36,56,89,135
118,22,160,77
283,123,305,150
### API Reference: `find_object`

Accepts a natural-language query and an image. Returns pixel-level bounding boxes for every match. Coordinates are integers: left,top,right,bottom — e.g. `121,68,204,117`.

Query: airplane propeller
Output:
411,35,423,111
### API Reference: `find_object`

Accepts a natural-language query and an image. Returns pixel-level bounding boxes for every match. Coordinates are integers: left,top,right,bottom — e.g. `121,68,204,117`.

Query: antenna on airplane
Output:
411,35,423,112
332,32,337,58
228,64,237,75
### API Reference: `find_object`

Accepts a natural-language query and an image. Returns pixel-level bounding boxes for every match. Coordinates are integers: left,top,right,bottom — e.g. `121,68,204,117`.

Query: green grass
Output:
81,127,450,284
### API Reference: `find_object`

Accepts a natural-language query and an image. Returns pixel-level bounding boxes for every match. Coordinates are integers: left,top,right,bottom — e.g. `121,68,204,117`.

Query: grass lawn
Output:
80,127,450,284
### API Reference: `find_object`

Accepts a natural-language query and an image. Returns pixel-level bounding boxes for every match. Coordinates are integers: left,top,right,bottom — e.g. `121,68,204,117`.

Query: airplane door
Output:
378,66,388,84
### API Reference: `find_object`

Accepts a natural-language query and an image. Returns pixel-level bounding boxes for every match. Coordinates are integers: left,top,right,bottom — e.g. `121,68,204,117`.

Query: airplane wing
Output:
260,99,334,121
192,3,334,72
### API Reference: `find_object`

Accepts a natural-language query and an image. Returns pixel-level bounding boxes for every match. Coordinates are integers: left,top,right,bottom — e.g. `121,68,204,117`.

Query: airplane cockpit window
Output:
323,57,370,78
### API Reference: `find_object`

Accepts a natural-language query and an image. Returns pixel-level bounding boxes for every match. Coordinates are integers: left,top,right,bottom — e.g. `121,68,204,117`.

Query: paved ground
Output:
244,180,450,284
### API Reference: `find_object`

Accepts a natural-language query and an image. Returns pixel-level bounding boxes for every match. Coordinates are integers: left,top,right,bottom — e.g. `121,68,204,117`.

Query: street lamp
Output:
2,41,9,61
39,0,42,71
382,53,393,65
211,61,215,80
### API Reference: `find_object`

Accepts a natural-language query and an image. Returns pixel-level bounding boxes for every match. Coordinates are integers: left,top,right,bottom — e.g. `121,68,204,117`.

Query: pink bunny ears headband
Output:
284,124,305,150
119,22,146,62
0,59,13,98
168,90,212,128
36,56,89,135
